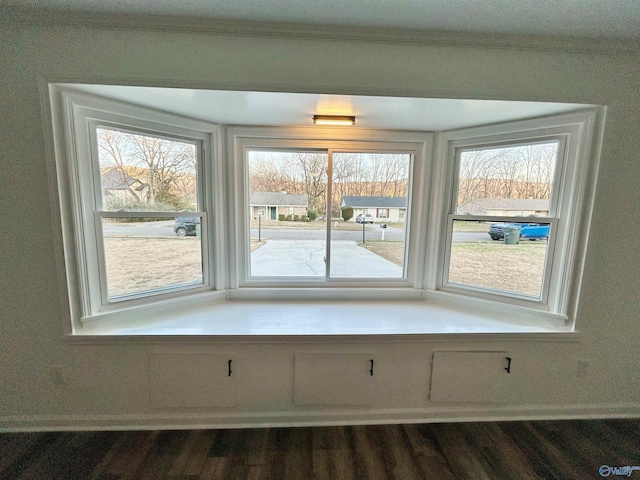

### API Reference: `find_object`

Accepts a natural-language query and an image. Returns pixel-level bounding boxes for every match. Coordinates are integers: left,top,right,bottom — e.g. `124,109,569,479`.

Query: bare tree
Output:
248,151,410,218
97,128,196,207
292,153,327,214
458,143,557,206
249,155,288,196
97,129,142,202
129,133,195,204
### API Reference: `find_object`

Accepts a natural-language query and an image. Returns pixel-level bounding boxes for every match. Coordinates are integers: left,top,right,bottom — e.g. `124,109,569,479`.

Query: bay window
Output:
49,84,600,330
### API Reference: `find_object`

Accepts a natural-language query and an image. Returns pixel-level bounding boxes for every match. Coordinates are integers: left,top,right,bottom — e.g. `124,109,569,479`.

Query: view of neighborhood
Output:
96,133,557,298
247,151,411,278
98,127,198,212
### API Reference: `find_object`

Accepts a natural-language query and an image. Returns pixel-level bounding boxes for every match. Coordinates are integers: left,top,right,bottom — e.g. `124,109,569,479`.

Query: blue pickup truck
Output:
488,223,549,241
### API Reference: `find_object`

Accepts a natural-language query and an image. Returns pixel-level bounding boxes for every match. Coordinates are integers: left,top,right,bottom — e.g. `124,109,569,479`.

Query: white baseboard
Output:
2,403,640,432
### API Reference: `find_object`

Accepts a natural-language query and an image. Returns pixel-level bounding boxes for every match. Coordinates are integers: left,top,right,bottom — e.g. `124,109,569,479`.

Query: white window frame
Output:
226,126,432,295
50,88,222,326
427,110,600,317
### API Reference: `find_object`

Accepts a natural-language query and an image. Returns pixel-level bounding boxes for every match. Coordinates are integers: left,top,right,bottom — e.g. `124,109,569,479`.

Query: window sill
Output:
71,293,578,344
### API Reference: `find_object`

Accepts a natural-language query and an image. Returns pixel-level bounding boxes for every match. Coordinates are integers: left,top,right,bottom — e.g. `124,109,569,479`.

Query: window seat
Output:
72,298,577,342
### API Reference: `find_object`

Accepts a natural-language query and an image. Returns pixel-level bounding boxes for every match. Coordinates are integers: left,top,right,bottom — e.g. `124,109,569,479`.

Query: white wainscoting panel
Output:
430,351,513,403
294,353,378,405
149,353,237,408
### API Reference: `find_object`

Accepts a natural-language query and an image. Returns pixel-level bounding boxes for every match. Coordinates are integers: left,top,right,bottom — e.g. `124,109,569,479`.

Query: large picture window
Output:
246,149,412,280
229,132,426,287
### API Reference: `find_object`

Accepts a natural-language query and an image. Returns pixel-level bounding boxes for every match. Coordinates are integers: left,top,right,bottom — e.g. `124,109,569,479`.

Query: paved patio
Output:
250,240,403,277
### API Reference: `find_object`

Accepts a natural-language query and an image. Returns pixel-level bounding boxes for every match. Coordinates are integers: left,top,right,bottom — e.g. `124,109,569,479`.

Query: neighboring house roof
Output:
341,196,407,208
458,198,550,211
250,192,308,206
101,169,146,191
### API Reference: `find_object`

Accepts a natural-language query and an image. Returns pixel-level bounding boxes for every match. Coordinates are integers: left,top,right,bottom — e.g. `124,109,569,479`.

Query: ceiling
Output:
7,0,640,39
62,84,589,131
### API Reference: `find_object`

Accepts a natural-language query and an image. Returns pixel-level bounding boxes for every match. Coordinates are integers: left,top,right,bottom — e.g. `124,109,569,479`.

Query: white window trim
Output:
225,126,433,291
426,109,601,320
50,87,224,329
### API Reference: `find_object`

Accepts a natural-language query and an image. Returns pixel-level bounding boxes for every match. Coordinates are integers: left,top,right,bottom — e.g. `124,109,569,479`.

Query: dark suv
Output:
174,216,200,236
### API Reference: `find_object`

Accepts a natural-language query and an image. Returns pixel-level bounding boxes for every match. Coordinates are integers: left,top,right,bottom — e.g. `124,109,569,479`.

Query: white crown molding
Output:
3,5,639,54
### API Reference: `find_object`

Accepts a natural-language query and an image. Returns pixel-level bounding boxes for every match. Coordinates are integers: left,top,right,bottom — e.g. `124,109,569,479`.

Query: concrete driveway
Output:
250,240,403,277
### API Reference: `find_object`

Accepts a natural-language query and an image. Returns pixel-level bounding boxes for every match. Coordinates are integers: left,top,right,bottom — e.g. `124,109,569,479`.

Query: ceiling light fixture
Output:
312,115,356,126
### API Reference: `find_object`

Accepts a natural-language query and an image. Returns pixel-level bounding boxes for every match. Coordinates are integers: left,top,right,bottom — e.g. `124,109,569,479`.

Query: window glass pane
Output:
448,220,550,298
456,142,558,216
330,153,409,278
248,151,328,277
102,217,203,298
97,127,198,212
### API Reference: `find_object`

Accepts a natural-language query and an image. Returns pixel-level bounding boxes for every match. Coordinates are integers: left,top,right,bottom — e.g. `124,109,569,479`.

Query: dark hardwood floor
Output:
1,419,638,479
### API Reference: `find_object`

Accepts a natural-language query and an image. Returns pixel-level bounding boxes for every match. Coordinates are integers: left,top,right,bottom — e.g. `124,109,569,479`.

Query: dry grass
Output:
362,240,547,297
360,241,406,266
104,237,202,297
250,240,266,252
104,235,547,299
452,221,491,232
448,242,547,296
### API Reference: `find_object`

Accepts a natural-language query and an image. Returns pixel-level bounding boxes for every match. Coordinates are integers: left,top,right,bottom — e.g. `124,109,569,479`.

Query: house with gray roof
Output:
101,168,148,202
250,192,308,220
340,196,408,222
456,198,550,216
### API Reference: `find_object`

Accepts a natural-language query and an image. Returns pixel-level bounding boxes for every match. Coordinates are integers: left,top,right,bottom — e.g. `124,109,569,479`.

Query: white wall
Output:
1,19,639,429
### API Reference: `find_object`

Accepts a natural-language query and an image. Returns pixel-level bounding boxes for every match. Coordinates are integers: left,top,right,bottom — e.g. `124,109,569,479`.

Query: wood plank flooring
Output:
1,419,638,479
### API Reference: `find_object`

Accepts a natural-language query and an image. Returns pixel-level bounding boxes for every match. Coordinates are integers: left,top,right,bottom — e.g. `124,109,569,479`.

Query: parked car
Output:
355,213,374,224
488,222,549,241
174,216,200,236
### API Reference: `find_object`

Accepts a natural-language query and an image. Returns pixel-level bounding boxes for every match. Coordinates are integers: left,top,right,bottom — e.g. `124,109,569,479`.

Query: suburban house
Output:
457,198,550,216
3,0,640,448
100,168,148,203
249,192,308,220
340,196,408,222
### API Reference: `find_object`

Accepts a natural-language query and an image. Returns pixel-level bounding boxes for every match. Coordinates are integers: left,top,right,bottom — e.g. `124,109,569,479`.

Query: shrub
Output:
103,197,186,222
155,189,194,211
278,214,285,221
301,215,308,222
294,215,299,221
307,210,317,221
341,206,354,222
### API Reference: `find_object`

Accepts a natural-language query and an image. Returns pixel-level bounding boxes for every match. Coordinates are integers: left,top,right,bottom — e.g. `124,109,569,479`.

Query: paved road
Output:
103,221,175,237
251,224,405,242
103,221,492,242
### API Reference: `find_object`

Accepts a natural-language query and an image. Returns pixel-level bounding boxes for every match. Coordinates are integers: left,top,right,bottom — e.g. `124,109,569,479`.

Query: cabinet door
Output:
149,354,237,408
429,351,512,403
294,353,377,405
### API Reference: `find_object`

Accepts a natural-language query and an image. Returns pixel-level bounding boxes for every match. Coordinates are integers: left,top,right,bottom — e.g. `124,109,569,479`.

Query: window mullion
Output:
325,150,334,280
92,211,110,307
